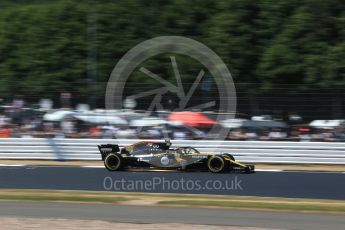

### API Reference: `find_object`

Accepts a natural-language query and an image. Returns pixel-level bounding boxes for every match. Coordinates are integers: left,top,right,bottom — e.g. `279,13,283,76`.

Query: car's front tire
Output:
104,153,123,171
207,155,228,173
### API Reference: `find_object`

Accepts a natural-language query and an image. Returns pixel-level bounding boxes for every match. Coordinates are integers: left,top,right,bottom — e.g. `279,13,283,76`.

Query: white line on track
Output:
81,166,103,168
255,169,283,172
0,164,25,167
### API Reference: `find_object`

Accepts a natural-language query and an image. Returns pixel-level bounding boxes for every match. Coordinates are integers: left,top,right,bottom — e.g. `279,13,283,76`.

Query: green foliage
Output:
0,0,344,100
258,0,345,91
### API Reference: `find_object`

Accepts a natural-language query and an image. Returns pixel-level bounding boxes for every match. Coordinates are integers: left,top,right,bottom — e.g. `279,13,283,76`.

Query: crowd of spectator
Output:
1,97,345,142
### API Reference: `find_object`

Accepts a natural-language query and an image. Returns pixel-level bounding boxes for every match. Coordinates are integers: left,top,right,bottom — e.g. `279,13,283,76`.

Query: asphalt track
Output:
1,201,345,230
0,166,345,199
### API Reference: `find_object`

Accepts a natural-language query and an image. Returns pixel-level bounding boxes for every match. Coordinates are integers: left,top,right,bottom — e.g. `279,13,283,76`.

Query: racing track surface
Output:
1,201,345,230
1,166,345,200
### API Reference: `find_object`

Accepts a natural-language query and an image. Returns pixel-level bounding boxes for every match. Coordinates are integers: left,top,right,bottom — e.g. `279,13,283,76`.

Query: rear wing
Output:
97,144,120,160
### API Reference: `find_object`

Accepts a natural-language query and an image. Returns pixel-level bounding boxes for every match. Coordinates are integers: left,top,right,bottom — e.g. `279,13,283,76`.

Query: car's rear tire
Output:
104,153,123,171
207,155,228,173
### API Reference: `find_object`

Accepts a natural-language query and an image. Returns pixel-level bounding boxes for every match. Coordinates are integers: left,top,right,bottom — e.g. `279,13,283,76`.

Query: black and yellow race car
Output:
98,139,255,173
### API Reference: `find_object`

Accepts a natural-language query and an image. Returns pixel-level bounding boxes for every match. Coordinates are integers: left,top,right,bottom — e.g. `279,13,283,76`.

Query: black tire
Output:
222,153,235,161
104,153,123,171
207,155,228,173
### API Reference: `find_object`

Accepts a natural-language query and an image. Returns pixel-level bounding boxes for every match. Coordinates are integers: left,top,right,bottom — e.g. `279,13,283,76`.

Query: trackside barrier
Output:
0,138,345,164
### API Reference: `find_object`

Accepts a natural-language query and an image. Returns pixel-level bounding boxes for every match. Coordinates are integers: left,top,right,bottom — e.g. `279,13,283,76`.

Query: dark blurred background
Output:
0,0,344,140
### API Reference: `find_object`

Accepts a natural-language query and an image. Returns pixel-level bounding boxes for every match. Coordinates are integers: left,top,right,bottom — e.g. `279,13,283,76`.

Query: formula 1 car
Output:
98,139,255,173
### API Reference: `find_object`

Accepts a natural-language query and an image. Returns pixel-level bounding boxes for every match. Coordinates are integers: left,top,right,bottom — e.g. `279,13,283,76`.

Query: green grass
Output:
1,189,344,214
159,200,345,213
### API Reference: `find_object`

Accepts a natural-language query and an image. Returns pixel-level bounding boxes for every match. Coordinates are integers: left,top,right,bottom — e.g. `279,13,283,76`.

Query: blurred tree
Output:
0,0,343,114
0,0,88,98
258,0,345,91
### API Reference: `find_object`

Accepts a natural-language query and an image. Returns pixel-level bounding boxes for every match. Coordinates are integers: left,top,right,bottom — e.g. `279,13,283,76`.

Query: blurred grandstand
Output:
1,96,344,141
